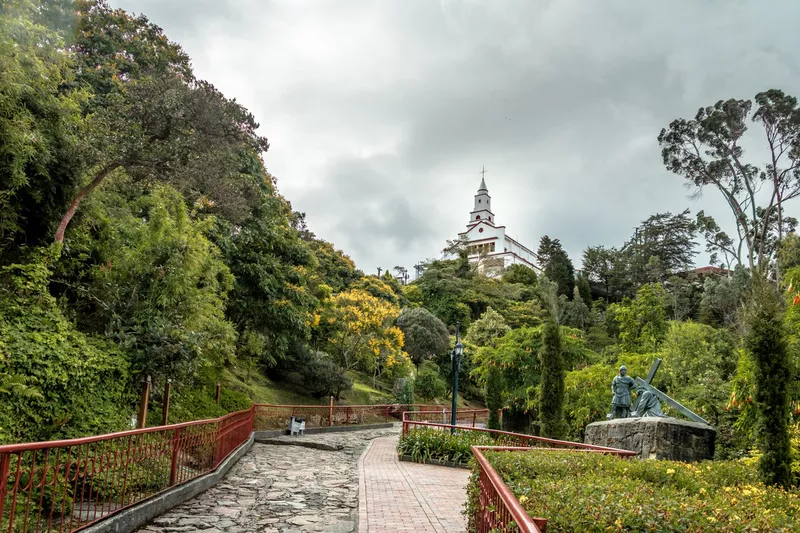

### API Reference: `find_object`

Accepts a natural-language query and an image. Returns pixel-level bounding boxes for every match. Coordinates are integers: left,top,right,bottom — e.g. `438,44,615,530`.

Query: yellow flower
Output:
518,495,528,504
666,468,675,475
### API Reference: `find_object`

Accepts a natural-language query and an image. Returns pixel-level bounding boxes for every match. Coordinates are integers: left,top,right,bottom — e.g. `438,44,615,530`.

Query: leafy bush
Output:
299,350,352,399
0,252,131,443
469,450,799,532
395,377,414,405
414,366,448,400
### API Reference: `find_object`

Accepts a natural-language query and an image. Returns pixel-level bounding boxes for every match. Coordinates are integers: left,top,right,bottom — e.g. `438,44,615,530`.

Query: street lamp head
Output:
454,341,464,358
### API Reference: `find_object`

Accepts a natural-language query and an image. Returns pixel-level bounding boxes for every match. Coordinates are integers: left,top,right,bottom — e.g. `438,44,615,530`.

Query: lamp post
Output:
450,322,463,434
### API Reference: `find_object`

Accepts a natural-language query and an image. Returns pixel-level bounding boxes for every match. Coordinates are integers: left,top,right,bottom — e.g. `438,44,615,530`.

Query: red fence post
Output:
329,397,334,427
472,411,477,427
0,452,10,525
169,427,181,486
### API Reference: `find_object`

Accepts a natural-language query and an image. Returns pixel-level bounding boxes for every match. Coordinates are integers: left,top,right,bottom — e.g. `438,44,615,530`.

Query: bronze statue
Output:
631,384,666,417
610,365,635,419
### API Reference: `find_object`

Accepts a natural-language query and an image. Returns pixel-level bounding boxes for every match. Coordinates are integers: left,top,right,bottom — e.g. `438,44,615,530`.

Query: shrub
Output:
414,368,448,400
397,427,497,464
0,252,131,443
468,450,800,532
395,378,414,405
300,351,352,399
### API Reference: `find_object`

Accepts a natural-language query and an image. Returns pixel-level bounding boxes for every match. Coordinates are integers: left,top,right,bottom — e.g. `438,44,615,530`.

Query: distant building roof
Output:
686,266,731,276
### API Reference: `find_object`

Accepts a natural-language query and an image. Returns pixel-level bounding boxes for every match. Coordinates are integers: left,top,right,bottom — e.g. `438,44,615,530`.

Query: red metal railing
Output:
402,409,493,428
472,446,546,533
252,403,456,430
0,407,254,533
399,420,637,532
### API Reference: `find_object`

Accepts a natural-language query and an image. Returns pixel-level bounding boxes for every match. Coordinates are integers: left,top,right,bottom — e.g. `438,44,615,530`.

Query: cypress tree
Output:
486,363,503,430
745,278,793,487
538,317,565,439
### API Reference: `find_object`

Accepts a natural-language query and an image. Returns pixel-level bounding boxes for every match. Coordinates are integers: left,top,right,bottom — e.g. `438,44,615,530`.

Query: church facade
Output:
449,174,540,277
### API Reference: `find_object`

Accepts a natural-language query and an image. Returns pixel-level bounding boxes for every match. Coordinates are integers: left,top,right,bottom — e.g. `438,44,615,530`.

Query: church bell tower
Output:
470,166,495,225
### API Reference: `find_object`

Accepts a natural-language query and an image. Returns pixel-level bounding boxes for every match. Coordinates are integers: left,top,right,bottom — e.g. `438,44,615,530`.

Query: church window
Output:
478,199,481,203
479,228,484,233
476,215,481,220
490,243,496,252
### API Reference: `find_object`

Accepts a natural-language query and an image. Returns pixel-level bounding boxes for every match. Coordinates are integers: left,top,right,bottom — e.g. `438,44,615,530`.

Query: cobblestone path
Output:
138,427,397,533
358,436,469,533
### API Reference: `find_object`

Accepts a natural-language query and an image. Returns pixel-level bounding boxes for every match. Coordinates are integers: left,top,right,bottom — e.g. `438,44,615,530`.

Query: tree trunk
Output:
54,163,122,244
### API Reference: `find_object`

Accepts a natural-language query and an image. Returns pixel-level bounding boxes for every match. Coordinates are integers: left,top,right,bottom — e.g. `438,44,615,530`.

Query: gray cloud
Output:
113,0,800,274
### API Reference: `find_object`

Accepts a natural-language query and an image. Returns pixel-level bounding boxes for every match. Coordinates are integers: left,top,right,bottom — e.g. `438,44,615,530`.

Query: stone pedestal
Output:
585,417,716,462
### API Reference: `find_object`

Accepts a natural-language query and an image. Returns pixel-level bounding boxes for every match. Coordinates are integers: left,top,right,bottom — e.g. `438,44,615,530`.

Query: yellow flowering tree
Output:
317,288,411,381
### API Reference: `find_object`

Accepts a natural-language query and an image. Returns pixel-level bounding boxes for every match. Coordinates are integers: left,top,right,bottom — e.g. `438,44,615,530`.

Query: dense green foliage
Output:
0,251,131,442
485,364,502,430
470,451,799,532
3,1,799,503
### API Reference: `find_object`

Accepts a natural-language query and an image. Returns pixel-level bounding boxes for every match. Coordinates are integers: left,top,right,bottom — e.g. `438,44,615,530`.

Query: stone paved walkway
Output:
358,436,469,533
137,426,468,533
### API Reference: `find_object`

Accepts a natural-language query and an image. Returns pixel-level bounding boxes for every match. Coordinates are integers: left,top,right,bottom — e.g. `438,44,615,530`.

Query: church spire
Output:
470,166,493,225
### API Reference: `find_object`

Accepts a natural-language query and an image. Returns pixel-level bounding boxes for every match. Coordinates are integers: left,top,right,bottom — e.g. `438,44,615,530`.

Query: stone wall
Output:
585,417,716,462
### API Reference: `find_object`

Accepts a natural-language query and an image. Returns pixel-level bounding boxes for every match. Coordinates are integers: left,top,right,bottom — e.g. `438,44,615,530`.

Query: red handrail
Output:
0,407,255,533
471,446,544,533
399,419,636,532
401,419,639,454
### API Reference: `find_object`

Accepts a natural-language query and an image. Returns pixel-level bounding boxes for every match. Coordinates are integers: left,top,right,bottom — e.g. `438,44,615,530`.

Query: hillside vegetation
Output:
1,1,798,491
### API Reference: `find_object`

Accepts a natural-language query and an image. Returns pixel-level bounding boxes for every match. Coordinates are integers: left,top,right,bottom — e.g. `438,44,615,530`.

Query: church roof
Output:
478,177,487,192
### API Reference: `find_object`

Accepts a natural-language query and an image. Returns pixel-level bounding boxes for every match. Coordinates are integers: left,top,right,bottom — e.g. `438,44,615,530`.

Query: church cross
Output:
480,166,487,179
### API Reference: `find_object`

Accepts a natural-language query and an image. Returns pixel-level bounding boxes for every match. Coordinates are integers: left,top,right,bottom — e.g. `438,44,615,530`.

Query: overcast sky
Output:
112,0,799,275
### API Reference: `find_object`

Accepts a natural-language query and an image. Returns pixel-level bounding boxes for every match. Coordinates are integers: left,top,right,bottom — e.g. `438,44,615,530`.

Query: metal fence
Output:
400,420,637,532
252,403,459,429
0,407,254,533
401,409,494,428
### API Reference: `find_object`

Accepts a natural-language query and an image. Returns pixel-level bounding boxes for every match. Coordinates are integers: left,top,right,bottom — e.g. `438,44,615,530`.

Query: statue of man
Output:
610,365,635,419
631,385,666,418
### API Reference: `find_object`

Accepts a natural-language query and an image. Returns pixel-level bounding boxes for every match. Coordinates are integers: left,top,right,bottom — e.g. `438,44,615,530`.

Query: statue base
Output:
585,417,716,462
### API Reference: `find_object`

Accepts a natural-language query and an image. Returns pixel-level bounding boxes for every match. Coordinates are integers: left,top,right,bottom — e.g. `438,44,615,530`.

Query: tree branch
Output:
54,162,123,244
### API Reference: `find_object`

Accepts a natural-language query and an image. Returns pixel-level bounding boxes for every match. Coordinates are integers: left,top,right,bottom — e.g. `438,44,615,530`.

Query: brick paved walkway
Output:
358,436,469,533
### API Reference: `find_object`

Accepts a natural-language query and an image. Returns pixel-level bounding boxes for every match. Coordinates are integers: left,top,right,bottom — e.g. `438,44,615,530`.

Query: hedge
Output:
469,450,799,532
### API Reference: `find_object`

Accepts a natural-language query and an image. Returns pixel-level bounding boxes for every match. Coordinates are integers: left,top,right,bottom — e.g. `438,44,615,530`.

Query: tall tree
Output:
0,0,84,257
54,1,269,244
538,317,565,439
745,278,793,487
658,91,800,276
659,90,800,485
582,246,623,301
537,236,575,298
623,209,698,285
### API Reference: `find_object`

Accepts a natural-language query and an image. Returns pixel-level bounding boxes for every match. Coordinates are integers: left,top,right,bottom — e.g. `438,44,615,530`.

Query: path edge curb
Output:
356,437,377,533
397,454,471,470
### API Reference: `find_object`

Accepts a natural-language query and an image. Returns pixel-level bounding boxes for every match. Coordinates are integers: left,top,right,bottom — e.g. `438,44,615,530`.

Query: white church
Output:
447,171,540,277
